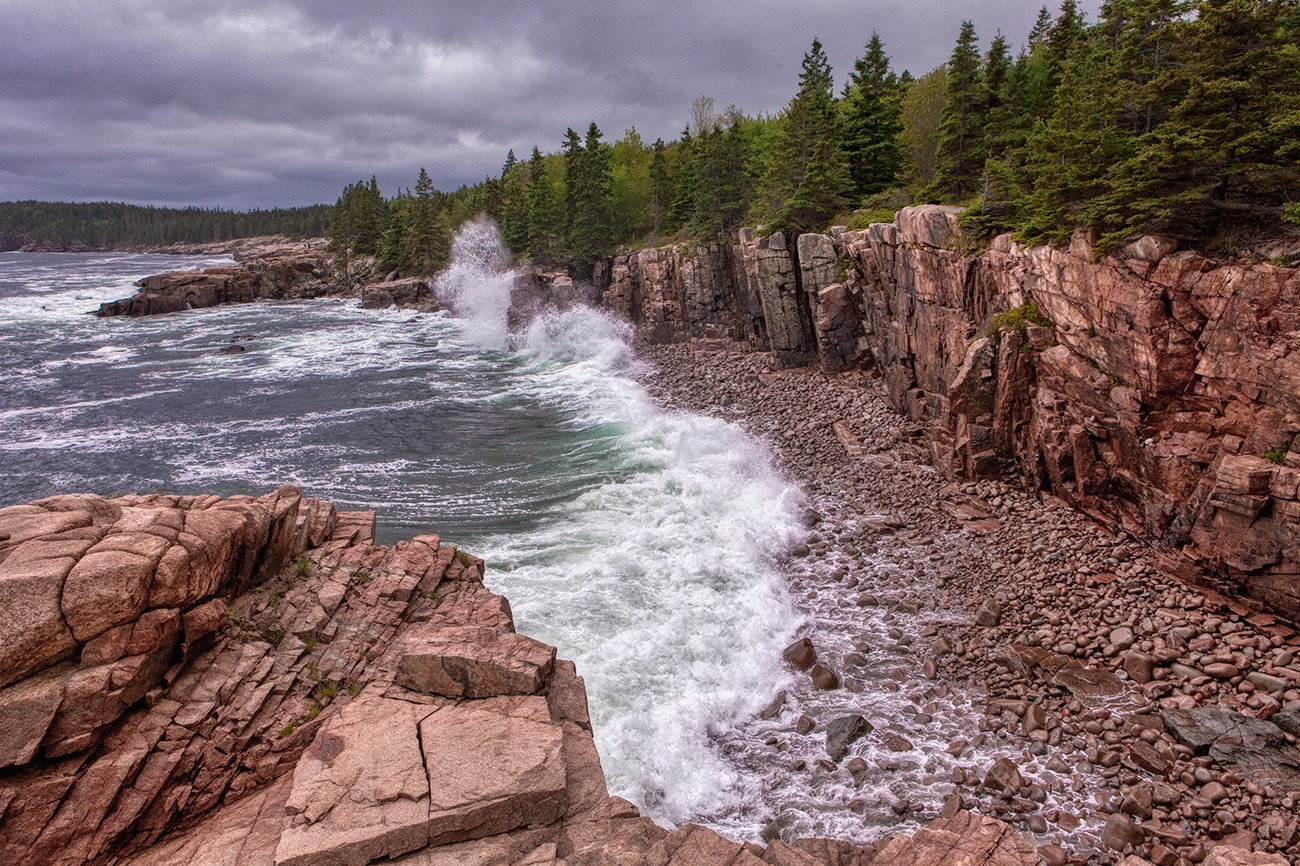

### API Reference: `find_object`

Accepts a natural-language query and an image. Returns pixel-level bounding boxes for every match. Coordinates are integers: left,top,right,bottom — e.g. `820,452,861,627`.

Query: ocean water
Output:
0,225,806,830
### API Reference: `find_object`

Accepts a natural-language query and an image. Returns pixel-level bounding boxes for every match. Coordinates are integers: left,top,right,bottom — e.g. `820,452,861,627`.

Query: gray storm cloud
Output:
1,0,1093,208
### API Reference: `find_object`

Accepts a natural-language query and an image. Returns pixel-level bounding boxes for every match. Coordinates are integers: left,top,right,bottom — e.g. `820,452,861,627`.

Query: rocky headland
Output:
1,487,1057,866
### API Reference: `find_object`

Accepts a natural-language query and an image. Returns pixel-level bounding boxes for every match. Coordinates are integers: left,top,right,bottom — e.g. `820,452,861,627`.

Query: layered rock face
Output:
0,488,1048,866
597,209,1300,623
96,253,336,317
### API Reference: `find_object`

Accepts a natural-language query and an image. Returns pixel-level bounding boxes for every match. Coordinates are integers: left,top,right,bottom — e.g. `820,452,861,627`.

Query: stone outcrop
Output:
599,241,767,349
0,488,1048,865
359,276,434,309
96,253,335,317
596,208,1300,624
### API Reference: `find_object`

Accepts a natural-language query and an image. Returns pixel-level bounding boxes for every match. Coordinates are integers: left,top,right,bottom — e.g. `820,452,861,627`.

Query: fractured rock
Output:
396,626,556,699
276,696,431,866
422,696,567,847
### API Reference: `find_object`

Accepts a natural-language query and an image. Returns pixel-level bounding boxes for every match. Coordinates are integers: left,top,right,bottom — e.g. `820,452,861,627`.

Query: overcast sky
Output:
1,1,1098,209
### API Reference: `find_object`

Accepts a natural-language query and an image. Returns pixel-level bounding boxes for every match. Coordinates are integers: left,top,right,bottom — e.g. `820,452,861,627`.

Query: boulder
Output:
782,637,817,671
825,715,873,762
396,626,556,698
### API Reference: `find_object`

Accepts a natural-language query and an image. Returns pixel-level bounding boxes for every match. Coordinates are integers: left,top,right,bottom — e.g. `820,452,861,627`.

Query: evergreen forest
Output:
0,201,331,251
7,1,1297,270
336,0,1300,277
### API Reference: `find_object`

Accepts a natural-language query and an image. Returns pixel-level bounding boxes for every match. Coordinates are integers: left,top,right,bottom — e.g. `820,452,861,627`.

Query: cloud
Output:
0,0,1098,208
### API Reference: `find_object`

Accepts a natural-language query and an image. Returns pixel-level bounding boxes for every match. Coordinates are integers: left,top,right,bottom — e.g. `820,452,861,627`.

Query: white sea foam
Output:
480,307,805,824
435,216,516,350
430,226,807,825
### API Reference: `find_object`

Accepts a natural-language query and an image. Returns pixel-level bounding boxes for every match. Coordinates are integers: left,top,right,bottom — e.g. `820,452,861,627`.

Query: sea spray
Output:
431,221,808,825
475,307,806,825
434,216,515,350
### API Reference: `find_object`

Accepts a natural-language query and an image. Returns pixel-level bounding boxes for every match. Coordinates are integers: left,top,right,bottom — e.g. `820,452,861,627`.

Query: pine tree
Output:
499,150,530,253
926,21,987,201
1016,30,1127,241
759,38,851,231
526,146,562,263
1029,6,1053,44
565,122,614,274
560,127,583,255
649,137,670,235
668,127,696,231
402,168,451,275
1096,0,1300,243
839,33,905,199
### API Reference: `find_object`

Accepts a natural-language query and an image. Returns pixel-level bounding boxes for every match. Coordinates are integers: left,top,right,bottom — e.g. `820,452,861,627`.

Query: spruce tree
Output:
500,150,530,253
649,137,670,235
565,122,615,274
667,127,696,232
560,127,583,255
403,168,451,275
759,38,851,231
526,146,562,263
926,21,987,201
1097,0,1300,243
839,33,905,199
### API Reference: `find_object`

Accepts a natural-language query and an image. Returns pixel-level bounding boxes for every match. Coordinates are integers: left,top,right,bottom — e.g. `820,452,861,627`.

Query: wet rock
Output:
808,663,841,690
1101,812,1146,851
759,690,787,720
984,757,1024,793
795,715,816,735
825,715,873,762
782,637,817,671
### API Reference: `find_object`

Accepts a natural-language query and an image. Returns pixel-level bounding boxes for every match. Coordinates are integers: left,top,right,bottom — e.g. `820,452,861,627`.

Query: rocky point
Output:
0,486,1060,866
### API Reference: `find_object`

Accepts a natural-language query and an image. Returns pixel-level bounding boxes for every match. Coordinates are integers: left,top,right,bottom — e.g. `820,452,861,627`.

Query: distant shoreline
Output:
5,234,328,258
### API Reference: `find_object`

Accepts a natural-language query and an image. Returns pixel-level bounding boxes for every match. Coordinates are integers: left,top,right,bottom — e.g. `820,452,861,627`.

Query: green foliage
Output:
838,33,905,200
564,123,616,273
262,625,287,647
526,146,564,263
499,149,530,253
988,302,1054,333
353,568,372,585
610,128,654,243
1264,445,1288,465
899,68,948,193
756,38,852,231
303,634,318,653
295,556,312,579
313,680,340,703
328,176,387,277
1285,204,1300,226
0,200,331,251
926,21,987,202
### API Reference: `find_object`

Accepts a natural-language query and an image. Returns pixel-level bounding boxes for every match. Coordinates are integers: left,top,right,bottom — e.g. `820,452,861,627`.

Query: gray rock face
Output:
740,229,815,367
1160,707,1300,790
825,714,873,762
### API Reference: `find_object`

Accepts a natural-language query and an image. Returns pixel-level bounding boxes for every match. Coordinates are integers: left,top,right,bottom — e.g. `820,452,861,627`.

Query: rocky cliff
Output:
597,209,1300,625
0,488,1057,866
